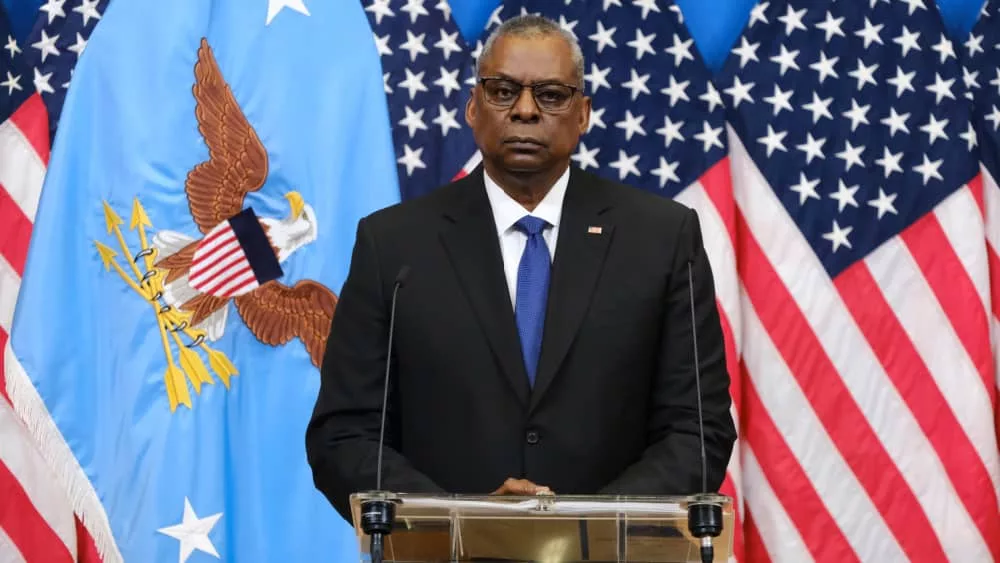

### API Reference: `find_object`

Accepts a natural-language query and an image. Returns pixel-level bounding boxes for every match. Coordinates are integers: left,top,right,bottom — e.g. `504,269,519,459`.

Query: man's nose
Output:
510,87,540,122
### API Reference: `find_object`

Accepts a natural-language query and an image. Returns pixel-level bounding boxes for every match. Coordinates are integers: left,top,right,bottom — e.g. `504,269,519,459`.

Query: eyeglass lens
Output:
482,79,575,111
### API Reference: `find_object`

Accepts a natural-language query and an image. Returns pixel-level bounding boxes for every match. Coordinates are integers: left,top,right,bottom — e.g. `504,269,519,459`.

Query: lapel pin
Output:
587,226,603,235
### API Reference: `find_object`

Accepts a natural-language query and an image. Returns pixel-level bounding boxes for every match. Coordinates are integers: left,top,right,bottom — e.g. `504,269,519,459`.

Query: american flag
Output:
719,0,1000,561
1,0,108,561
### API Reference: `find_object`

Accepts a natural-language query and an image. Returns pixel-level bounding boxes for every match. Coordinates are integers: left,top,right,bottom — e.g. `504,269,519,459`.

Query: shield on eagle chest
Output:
188,207,283,299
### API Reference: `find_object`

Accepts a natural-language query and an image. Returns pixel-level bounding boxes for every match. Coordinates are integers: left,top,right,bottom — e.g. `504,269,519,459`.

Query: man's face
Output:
466,33,591,175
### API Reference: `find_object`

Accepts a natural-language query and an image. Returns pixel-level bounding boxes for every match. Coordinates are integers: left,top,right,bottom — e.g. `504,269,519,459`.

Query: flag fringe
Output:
3,341,124,563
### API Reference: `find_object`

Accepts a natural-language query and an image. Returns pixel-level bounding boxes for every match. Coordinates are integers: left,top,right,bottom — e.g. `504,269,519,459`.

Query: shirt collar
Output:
483,165,570,236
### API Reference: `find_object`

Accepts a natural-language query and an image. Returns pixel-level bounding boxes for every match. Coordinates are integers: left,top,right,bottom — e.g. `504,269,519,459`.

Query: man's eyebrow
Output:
483,72,572,84
481,71,516,80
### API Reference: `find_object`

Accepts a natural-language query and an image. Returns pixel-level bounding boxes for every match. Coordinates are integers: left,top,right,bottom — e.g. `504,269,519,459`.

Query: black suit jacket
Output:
305,165,736,522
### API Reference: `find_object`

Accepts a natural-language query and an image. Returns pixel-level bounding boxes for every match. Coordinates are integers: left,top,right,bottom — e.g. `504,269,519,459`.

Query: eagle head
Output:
260,190,318,263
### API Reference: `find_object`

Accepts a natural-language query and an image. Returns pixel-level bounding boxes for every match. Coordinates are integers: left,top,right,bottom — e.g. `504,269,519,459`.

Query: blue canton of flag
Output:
495,0,729,199
363,0,481,200
0,0,106,135
6,0,400,561
718,0,978,277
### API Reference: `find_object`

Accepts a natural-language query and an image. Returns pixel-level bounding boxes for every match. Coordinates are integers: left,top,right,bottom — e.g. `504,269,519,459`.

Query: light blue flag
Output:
7,0,399,560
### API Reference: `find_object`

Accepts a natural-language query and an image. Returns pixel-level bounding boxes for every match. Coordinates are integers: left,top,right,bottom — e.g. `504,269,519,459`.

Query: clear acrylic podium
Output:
350,492,734,562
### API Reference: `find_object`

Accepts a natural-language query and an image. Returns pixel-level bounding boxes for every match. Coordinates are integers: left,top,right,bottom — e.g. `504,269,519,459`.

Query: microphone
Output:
684,255,723,563
360,265,410,563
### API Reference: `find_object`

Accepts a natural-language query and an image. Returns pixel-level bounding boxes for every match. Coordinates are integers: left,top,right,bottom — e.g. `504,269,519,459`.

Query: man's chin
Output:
501,154,548,174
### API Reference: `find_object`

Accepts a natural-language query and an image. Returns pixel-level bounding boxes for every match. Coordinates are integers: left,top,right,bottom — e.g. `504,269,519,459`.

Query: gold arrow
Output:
130,197,157,273
158,305,238,389
158,318,191,412
102,201,145,292
169,329,214,391
205,347,238,389
94,241,145,297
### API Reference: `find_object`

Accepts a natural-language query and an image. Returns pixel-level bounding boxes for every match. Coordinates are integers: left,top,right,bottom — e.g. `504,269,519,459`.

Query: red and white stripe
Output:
189,225,260,298
0,396,76,561
0,94,116,562
728,128,1000,561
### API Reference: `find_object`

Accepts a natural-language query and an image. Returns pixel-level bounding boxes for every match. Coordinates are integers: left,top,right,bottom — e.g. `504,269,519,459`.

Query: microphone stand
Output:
685,259,723,563
359,267,409,563
360,496,394,563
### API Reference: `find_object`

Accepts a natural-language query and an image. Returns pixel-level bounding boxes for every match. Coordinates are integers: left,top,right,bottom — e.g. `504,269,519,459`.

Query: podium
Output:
349,491,734,562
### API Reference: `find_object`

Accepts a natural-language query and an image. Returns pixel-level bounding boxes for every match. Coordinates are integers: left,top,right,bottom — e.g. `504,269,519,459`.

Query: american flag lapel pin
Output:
588,226,603,235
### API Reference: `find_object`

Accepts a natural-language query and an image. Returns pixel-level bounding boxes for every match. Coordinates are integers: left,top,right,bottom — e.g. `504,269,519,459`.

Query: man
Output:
305,14,736,523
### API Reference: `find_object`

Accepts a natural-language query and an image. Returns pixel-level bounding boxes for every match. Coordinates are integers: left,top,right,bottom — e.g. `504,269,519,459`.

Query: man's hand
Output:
490,478,553,496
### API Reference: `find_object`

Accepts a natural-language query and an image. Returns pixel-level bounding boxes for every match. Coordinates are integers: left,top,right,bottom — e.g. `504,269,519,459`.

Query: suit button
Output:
526,430,539,445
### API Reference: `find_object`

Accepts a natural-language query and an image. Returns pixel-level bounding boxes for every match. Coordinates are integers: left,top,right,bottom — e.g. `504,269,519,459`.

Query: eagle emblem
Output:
152,38,337,369
94,38,336,412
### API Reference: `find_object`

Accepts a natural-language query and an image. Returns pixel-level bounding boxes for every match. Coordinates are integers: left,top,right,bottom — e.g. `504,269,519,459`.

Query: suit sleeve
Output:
305,216,444,523
599,207,737,495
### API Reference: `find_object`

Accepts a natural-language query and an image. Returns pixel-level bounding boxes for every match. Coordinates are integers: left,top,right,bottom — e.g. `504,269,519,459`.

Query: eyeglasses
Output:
477,77,581,113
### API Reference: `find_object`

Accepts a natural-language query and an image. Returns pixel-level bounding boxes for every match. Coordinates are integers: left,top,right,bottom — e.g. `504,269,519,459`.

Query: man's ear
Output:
465,89,477,127
578,95,592,135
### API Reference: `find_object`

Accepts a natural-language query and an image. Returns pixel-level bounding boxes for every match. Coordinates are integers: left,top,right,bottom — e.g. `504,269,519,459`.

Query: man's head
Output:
466,15,591,178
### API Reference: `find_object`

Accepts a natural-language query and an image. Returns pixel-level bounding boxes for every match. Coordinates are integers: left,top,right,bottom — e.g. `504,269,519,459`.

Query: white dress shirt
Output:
483,166,569,309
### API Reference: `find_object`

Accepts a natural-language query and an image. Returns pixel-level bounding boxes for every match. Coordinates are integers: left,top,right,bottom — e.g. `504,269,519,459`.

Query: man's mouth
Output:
504,137,545,150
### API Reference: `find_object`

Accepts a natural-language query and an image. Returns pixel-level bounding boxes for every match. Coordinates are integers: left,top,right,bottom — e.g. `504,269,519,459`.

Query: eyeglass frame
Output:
476,76,584,113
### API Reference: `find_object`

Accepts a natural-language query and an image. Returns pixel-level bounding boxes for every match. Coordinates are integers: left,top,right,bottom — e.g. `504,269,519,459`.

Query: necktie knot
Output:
515,215,549,237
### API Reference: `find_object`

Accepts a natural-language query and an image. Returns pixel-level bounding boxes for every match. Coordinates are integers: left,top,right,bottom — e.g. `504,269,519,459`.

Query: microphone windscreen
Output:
395,265,411,287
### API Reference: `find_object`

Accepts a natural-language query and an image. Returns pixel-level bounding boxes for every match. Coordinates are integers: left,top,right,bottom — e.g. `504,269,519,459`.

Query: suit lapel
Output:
530,168,614,412
439,169,531,406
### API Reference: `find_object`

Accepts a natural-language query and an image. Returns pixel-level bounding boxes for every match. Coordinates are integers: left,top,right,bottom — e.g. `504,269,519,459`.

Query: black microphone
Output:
360,265,410,563
685,255,723,563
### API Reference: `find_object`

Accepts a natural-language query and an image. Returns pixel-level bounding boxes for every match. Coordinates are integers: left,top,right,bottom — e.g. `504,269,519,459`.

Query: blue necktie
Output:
513,215,551,387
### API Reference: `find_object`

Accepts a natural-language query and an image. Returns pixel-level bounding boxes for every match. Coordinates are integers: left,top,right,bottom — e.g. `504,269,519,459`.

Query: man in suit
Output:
305,14,736,522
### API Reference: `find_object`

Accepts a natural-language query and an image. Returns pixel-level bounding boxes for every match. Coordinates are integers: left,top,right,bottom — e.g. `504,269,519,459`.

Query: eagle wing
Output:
185,37,269,234
233,280,338,367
